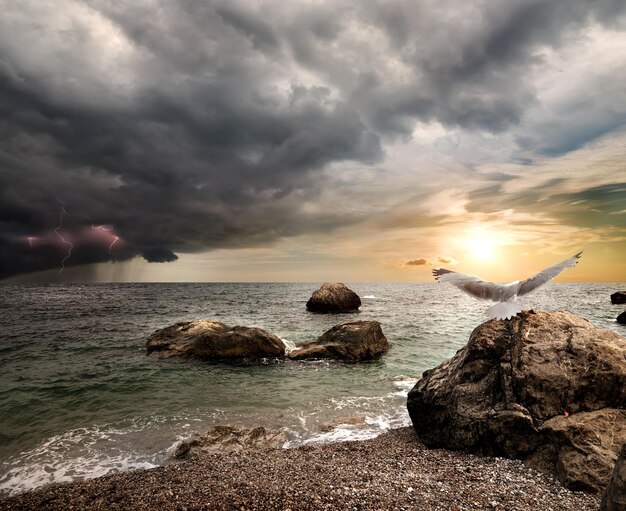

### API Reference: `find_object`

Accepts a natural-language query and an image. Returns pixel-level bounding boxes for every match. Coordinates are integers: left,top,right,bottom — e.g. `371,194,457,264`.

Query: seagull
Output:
433,252,583,320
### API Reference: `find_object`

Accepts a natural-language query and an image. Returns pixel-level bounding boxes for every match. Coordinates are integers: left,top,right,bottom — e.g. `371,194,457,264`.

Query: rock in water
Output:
612,292,626,304
288,321,388,362
407,310,626,493
173,425,287,458
306,282,361,313
602,444,626,511
146,320,285,361
618,311,626,325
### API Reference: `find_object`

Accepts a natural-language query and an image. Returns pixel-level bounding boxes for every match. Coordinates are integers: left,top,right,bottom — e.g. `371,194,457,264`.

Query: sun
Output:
465,232,497,261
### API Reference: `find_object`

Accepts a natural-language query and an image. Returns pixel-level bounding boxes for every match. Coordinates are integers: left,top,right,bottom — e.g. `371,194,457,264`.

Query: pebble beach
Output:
0,428,599,511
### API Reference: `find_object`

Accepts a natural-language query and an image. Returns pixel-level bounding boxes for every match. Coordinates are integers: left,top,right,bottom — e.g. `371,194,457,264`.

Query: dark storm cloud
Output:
142,247,179,263
0,0,625,278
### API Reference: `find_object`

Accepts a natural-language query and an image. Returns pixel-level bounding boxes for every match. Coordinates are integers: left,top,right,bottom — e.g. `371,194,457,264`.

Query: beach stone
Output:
146,320,286,361
173,425,287,458
612,292,626,304
306,282,361,313
320,414,367,432
618,312,626,325
407,310,626,493
288,320,388,362
602,444,626,511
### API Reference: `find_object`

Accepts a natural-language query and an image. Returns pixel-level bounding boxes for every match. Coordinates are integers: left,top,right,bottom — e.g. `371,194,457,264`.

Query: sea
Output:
0,282,623,495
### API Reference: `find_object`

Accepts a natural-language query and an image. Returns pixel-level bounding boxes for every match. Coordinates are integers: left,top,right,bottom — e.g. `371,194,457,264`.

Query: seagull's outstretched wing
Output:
516,252,582,296
432,268,504,301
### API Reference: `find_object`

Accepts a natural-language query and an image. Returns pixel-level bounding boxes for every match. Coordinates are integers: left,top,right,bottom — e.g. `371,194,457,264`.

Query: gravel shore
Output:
0,428,599,511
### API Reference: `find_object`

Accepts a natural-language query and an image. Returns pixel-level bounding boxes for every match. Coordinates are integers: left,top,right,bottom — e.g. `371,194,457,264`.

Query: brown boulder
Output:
618,311,626,325
306,282,361,313
602,444,626,511
173,425,286,458
534,409,626,492
612,292,626,304
407,310,626,493
146,320,286,361
288,321,388,362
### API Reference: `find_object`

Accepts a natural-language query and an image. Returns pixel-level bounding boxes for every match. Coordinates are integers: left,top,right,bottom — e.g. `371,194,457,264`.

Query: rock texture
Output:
306,282,361,313
146,320,285,361
173,426,286,458
407,310,626,493
288,321,388,362
612,292,626,304
602,444,626,511
618,311,626,325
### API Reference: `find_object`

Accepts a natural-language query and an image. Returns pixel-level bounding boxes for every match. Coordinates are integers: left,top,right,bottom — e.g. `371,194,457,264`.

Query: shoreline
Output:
0,427,598,511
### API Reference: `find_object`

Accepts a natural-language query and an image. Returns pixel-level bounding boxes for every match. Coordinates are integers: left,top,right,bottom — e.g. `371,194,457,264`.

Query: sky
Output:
1,0,625,283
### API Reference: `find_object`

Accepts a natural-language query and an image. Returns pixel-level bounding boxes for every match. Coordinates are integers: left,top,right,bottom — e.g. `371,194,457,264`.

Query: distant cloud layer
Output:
1,0,625,279
406,258,429,266
437,257,459,266
405,256,459,267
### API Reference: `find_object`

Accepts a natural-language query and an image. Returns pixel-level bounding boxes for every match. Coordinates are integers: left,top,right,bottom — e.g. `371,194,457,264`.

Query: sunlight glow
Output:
465,232,497,261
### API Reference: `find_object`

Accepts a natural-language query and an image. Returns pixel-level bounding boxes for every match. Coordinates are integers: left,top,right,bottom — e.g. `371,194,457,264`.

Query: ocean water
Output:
0,282,624,495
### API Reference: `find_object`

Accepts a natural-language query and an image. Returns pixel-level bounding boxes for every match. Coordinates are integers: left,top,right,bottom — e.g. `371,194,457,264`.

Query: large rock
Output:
618,311,626,325
146,320,286,361
288,321,388,362
306,282,361,313
407,310,626,493
612,292,626,304
602,444,626,511
173,425,287,458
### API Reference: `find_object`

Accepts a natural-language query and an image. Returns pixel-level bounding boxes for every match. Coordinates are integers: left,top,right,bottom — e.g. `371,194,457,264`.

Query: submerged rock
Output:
320,414,367,432
602,444,626,511
407,310,626,493
306,282,361,313
146,320,285,361
173,425,287,458
288,320,388,362
618,311,626,325
612,292,626,304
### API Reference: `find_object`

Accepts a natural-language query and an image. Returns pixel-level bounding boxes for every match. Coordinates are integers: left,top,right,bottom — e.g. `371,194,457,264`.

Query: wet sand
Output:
0,428,599,511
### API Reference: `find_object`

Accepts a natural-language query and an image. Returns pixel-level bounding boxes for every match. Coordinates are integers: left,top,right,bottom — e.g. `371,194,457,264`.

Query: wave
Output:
282,388,411,448
0,412,222,496
0,427,159,496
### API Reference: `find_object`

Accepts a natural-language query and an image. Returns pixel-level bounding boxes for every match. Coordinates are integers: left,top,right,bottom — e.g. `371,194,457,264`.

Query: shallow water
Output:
0,282,623,494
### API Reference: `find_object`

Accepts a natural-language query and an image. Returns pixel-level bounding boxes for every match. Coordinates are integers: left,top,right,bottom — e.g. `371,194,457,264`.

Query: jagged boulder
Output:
146,320,286,361
618,311,626,325
612,292,626,305
288,321,388,362
602,444,626,511
172,425,286,458
306,282,361,313
407,310,626,493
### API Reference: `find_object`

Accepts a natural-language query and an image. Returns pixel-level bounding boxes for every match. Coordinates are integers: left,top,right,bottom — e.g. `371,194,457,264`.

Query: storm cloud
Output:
1,0,625,278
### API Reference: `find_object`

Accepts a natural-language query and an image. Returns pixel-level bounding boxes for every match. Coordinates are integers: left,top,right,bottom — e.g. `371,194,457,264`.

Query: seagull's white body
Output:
433,252,582,320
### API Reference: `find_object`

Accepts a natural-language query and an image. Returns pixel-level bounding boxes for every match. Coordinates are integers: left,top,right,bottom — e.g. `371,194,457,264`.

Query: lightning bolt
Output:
24,199,121,273
91,224,119,255
54,199,73,274
109,236,119,254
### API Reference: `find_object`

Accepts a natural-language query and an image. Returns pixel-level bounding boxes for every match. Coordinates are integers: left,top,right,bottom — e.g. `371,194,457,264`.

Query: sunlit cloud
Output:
405,258,429,266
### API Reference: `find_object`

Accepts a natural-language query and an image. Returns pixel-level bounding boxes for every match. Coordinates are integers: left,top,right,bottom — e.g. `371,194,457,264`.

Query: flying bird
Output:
433,252,583,320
